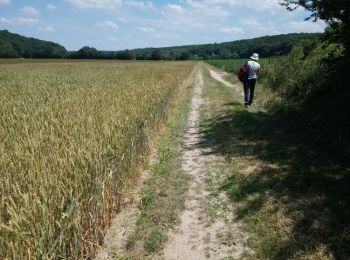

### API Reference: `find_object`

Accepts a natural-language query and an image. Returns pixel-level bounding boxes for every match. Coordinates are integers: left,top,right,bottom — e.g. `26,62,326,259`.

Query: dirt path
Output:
96,65,251,259
208,68,243,97
160,66,251,259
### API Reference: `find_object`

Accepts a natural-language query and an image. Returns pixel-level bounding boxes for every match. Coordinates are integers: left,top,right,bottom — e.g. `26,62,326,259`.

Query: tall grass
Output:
206,58,274,72
0,60,196,258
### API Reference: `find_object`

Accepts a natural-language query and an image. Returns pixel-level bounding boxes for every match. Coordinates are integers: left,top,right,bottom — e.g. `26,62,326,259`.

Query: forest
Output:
0,30,66,58
128,33,321,60
0,29,320,60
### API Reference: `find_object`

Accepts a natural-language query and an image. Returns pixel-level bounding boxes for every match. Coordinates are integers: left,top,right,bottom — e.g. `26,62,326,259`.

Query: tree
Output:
116,49,135,60
0,42,19,58
151,49,162,60
178,51,190,60
75,46,99,59
169,51,176,60
218,48,231,59
281,0,350,55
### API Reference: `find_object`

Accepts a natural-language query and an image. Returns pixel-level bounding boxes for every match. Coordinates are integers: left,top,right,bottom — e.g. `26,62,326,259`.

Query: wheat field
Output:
0,60,196,259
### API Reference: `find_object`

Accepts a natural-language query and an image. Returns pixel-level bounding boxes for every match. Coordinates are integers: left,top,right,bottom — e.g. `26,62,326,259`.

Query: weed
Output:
144,228,166,253
199,64,350,259
125,233,138,250
121,66,196,257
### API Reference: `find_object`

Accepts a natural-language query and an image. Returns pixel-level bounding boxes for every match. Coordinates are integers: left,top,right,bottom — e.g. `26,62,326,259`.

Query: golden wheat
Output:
0,60,196,259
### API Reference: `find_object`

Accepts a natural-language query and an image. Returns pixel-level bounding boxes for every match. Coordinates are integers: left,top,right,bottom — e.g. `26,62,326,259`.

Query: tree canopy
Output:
128,33,321,60
0,29,322,60
0,30,66,58
281,0,350,55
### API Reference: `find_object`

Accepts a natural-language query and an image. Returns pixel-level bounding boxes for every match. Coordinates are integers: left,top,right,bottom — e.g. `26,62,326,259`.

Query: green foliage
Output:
281,0,349,23
200,66,350,259
206,58,276,81
151,49,162,60
263,40,350,149
206,58,271,72
0,41,19,58
118,33,321,60
73,46,99,59
281,0,350,55
116,49,136,60
177,51,190,60
0,30,66,58
144,228,166,253
126,233,139,250
0,29,321,61
124,78,192,257
265,41,345,107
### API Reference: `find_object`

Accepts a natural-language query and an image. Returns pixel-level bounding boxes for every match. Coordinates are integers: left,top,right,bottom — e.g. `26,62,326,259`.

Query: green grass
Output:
199,64,350,259
206,58,275,73
121,69,195,258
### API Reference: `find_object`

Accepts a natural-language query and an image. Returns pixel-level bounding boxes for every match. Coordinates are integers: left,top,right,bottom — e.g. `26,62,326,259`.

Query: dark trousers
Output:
244,79,256,105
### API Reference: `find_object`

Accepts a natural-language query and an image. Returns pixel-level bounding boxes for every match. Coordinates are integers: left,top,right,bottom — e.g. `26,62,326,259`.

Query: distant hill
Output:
125,33,322,60
0,30,321,60
0,30,66,58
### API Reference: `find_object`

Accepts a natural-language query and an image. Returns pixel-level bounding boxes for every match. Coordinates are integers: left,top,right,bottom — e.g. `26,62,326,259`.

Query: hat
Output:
250,53,259,61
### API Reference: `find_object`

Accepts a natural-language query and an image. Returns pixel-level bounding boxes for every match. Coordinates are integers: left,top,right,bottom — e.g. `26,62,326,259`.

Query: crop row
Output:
0,60,196,259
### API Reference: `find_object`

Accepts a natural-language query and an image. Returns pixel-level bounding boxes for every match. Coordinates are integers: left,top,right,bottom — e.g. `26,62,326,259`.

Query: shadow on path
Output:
197,100,350,259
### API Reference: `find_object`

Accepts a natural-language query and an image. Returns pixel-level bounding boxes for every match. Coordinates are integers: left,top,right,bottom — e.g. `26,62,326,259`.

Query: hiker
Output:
244,53,260,108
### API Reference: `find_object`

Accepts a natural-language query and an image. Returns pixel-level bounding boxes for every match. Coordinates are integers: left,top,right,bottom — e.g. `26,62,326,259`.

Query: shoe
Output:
244,104,249,108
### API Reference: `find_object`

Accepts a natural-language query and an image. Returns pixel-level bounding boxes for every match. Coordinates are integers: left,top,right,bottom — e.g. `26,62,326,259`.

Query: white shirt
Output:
247,60,260,79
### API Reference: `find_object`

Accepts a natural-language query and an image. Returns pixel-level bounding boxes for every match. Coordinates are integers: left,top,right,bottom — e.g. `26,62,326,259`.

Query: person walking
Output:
244,53,260,108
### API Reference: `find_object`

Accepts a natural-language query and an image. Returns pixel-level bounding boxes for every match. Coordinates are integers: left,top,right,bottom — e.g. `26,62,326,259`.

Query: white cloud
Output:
197,7,229,17
287,21,325,33
106,36,119,42
165,4,184,15
118,17,127,23
95,20,119,30
125,1,154,10
187,0,282,13
137,26,156,33
241,19,269,32
0,0,10,4
187,0,237,8
241,19,281,34
46,4,56,11
220,27,244,34
65,0,123,10
0,16,39,25
243,0,282,12
183,1,230,17
38,26,55,32
21,6,40,17
153,32,179,39
190,22,205,29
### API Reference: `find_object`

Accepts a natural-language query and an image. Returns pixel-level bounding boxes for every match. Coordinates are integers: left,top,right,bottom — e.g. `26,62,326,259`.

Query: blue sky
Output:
0,0,326,51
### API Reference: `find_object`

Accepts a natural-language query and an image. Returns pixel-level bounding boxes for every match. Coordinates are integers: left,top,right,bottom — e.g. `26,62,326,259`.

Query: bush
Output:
264,40,350,150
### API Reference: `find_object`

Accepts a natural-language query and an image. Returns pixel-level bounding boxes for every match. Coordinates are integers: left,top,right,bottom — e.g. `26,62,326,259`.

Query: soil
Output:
159,67,251,259
96,65,252,259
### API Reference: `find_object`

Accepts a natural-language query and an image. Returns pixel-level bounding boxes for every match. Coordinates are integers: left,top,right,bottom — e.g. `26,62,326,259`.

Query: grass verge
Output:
199,65,350,259
120,69,195,258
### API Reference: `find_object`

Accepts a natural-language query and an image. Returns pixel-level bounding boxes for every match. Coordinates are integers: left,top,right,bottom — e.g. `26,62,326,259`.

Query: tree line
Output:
0,30,321,60
0,30,66,58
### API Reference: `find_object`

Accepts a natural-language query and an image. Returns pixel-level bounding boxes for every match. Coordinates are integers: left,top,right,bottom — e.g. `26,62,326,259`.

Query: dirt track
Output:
160,66,250,259
96,64,251,259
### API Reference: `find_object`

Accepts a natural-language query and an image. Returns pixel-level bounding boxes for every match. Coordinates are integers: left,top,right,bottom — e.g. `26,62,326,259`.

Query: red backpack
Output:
237,63,249,83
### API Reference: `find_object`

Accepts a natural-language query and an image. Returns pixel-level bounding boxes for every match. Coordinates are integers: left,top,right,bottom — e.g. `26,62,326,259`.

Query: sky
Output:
0,0,327,51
